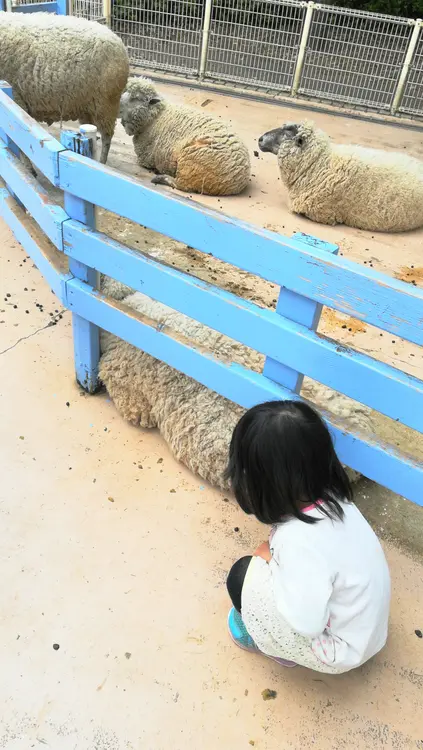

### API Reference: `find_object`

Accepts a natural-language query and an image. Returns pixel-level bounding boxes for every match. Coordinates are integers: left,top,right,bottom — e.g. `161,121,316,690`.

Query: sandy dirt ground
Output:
1,83,423,749
1,218,423,750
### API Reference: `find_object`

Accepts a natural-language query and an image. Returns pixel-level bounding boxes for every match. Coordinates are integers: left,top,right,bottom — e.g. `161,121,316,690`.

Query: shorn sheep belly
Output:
259,121,423,233
99,281,370,489
120,77,251,196
0,12,129,164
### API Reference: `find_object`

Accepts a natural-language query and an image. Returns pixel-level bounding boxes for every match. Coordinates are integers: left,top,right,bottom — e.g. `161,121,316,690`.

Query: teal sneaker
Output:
227,607,297,667
228,607,259,652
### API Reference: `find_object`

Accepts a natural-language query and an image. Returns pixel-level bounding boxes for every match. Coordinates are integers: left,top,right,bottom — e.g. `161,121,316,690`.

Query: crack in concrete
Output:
0,308,68,357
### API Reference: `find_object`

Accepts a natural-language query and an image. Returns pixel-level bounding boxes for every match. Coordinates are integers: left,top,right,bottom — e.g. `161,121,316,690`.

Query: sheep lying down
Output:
259,121,423,233
99,280,370,489
120,77,251,196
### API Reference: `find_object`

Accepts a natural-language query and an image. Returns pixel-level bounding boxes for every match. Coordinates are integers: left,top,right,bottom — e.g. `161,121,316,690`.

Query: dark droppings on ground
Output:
262,689,277,701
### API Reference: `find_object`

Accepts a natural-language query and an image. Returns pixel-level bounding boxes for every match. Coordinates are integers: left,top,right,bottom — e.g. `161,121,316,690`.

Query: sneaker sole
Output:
227,611,297,667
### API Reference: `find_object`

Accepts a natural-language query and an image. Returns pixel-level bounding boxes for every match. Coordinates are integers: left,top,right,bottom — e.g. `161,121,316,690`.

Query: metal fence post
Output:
292,1,316,97
103,0,111,26
391,19,422,114
199,0,213,79
263,233,338,394
5,0,12,12
0,0,5,12
60,125,101,393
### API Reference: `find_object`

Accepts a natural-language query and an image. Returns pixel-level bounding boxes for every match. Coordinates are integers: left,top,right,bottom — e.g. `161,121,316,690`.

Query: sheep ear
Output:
149,97,161,106
295,134,305,147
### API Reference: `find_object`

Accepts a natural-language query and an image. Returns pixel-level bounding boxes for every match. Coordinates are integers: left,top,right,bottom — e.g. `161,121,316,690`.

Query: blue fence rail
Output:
0,0,67,14
0,84,422,504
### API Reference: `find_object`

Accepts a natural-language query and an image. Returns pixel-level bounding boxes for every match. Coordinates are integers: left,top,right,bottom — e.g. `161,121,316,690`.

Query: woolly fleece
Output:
0,12,129,163
259,120,423,232
120,77,251,195
99,281,369,489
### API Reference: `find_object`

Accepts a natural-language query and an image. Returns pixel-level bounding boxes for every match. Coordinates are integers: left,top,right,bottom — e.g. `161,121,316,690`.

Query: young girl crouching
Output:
225,400,391,674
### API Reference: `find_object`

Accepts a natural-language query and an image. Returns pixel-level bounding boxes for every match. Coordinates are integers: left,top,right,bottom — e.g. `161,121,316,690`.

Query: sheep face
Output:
258,123,303,155
120,77,163,135
259,121,330,184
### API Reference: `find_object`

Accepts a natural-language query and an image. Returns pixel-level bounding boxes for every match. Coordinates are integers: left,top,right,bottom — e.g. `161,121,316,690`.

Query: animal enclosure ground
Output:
1,218,423,749
1,82,423,749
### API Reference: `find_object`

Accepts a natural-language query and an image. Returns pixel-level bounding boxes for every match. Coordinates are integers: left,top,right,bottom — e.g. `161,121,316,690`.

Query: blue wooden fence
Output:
0,0,66,14
0,84,422,504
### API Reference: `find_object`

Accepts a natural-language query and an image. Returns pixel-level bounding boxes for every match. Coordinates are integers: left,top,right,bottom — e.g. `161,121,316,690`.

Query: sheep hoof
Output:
151,174,176,189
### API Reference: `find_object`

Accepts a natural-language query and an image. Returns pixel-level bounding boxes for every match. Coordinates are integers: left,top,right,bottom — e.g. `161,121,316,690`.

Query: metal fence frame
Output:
0,82,422,504
3,0,423,117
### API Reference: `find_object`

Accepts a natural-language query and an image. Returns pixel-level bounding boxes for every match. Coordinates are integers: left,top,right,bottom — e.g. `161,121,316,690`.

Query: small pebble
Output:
234,527,240,532
66,402,70,407
125,652,132,659
108,496,115,503
415,629,422,638
53,643,60,651
170,489,176,493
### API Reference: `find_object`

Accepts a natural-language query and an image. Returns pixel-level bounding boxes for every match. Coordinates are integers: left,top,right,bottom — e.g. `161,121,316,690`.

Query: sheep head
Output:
120,77,164,135
258,121,330,185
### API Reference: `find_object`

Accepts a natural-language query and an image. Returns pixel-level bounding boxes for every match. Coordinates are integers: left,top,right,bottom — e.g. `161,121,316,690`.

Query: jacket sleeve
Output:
269,539,333,638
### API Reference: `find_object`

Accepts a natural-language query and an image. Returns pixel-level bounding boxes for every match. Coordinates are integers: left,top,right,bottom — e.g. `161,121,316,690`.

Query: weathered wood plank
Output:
65,278,423,506
0,183,70,299
61,129,100,394
11,2,59,12
263,232,339,394
0,136,67,247
63,220,423,433
0,85,65,185
58,151,423,346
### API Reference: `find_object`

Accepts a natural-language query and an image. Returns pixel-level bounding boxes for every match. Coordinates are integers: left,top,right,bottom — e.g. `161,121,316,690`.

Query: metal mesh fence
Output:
205,0,305,90
70,0,105,20
299,5,413,110
400,32,423,115
111,0,203,75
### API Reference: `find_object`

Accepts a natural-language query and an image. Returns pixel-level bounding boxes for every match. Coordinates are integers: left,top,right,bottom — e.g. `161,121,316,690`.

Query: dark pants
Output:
226,555,253,613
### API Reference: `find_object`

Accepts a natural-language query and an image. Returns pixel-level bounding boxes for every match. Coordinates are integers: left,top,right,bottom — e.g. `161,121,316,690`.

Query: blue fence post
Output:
55,0,68,13
0,0,5,11
263,232,339,393
61,126,101,394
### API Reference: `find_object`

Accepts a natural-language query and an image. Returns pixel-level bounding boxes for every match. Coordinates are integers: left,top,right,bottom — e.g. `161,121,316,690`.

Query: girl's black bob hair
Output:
225,400,352,525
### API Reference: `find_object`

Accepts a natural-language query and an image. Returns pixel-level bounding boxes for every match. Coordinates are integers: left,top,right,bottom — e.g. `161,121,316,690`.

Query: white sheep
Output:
0,11,129,164
120,77,251,195
99,280,370,489
258,120,423,232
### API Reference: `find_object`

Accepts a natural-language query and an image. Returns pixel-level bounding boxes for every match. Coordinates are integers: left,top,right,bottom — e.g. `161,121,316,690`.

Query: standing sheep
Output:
0,12,129,164
120,77,251,195
258,120,423,232
99,280,370,489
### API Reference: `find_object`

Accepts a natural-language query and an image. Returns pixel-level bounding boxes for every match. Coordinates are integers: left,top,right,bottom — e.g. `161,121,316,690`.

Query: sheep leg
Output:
99,134,112,164
151,174,177,189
